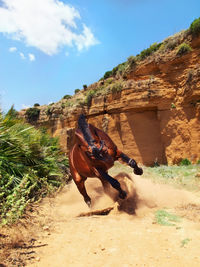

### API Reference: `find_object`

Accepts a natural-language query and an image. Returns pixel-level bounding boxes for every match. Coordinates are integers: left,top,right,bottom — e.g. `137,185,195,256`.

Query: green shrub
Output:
34,103,40,107
127,55,136,67
179,158,191,166
74,89,80,94
196,159,200,165
164,38,178,51
6,105,18,119
110,82,123,94
25,107,40,122
116,62,127,75
171,103,176,109
189,17,200,36
85,90,96,107
111,66,119,76
103,71,112,79
62,94,71,100
138,42,162,61
176,43,192,56
0,110,69,224
105,78,114,85
83,84,87,91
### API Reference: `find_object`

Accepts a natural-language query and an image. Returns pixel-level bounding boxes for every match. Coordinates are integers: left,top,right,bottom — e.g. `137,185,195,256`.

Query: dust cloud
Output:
54,172,200,218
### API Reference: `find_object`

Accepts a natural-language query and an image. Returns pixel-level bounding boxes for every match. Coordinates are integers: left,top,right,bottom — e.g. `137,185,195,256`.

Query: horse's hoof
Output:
119,190,127,199
134,166,143,175
86,200,92,208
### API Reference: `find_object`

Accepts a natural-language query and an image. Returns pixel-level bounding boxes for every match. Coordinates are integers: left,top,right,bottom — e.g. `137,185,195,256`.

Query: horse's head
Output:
86,140,107,161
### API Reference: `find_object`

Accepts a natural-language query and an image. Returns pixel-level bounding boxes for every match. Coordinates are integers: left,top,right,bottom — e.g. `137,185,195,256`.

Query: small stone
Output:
43,226,49,230
35,257,40,261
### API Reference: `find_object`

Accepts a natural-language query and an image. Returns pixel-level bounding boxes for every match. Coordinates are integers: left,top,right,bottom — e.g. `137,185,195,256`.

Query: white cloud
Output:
19,52,25,59
0,0,99,55
9,46,17,52
28,53,35,61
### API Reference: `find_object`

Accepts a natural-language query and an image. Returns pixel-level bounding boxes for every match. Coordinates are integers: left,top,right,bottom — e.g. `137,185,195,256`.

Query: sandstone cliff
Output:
19,29,200,166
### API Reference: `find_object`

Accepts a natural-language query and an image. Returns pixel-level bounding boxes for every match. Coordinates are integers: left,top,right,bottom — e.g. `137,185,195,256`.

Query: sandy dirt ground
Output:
1,172,200,267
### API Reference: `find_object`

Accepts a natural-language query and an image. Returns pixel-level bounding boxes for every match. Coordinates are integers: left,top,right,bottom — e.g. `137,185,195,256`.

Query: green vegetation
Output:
155,209,181,226
34,103,40,107
137,42,162,61
181,238,191,247
189,17,200,36
101,42,161,80
171,103,176,109
176,43,192,56
163,38,178,51
110,81,123,93
62,94,71,100
98,18,198,82
25,107,40,122
179,158,191,166
115,62,127,75
0,108,69,224
85,89,96,106
83,84,87,91
109,162,200,192
74,89,80,94
103,71,113,79
145,164,200,191
127,55,137,67
42,18,199,114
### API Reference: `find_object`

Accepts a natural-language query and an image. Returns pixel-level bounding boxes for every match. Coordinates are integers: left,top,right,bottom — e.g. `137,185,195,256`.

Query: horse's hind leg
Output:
100,178,118,202
97,169,127,199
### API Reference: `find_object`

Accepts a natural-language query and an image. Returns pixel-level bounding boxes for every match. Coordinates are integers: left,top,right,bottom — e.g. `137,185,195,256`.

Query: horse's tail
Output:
78,114,104,160
78,114,95,147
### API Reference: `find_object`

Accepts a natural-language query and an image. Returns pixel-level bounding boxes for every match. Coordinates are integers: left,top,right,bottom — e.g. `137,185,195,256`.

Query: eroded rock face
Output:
19,36,200,166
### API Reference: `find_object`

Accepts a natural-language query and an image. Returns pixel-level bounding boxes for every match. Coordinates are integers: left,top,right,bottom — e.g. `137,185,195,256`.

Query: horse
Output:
69,114,143,207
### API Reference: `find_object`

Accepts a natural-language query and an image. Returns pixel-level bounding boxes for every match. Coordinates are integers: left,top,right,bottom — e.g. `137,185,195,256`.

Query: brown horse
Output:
69,114,143,207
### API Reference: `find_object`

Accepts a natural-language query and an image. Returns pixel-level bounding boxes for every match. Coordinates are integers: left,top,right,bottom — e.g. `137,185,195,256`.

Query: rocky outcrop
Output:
19,35,200,166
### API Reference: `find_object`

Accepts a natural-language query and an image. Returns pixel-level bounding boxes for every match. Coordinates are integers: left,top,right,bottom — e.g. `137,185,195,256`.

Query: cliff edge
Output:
19,22,200,166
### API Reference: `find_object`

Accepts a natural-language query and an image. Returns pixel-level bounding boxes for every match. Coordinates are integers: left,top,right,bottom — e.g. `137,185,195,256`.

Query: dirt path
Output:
2,173,200,267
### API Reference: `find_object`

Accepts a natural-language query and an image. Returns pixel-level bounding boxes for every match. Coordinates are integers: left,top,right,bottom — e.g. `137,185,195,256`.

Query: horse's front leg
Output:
118,152,143,175
71,169,91,207
96,169,127,199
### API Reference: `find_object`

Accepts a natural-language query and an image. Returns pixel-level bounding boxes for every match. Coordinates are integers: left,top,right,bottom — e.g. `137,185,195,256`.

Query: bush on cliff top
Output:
0,108,69,224
176,43,192,56
25,107,40,122
189,17,200,36
137,42,162,61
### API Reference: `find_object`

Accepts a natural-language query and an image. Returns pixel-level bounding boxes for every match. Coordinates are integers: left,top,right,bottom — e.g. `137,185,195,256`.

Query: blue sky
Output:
0,0,199,111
